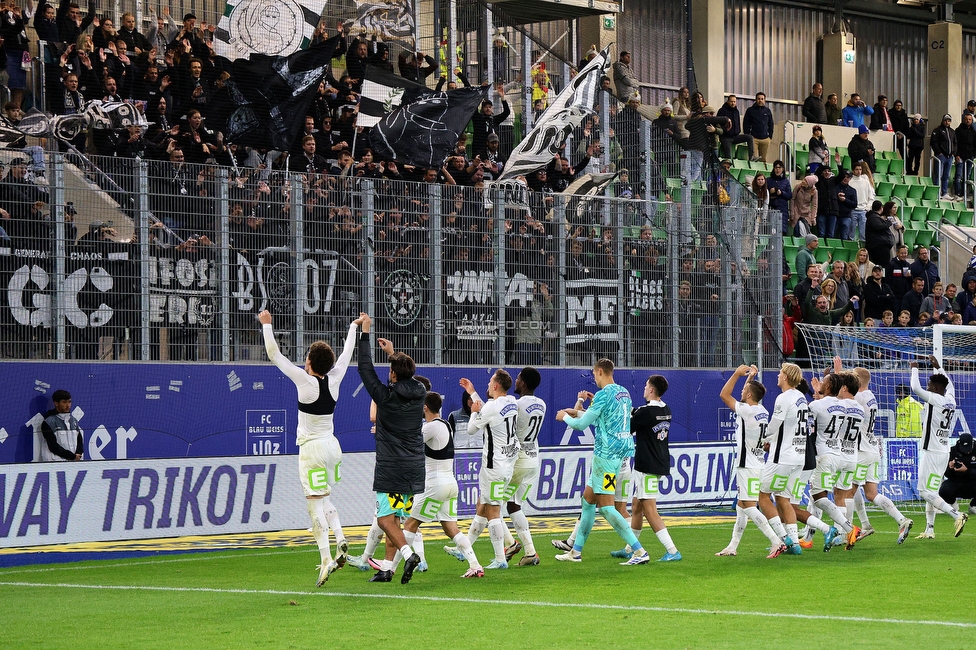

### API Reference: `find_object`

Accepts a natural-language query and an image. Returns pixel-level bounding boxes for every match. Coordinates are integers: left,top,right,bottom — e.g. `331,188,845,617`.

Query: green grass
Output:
1,516,974,649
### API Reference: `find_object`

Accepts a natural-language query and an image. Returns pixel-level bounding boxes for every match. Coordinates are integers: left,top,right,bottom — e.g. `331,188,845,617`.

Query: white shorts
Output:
736,467,761,501
615,459,633,502
298,435,342,497
855,451,882,485
761,462,804,500
410,477,459,523
833,456,859,491
809,455,841,494
479,462,517,505
790,469,813,505
508,457,540,506
918,450,949,495
633,470,662,500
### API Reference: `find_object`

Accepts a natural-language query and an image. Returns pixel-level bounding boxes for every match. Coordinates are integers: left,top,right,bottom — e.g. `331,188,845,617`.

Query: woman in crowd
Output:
790,173,818,236
808,125,829,173
767,160,792,234
855,247,871,281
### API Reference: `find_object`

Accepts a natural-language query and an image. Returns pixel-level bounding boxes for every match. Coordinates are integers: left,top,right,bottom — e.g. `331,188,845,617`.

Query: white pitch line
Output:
0,581,973,629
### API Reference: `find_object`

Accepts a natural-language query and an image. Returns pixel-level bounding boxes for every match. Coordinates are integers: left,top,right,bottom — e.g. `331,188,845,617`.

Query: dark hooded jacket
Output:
357,334,426,494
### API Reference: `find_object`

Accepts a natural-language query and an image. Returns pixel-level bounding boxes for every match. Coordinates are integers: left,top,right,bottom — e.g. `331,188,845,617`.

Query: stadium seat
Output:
732,158,748,169
902,228,918,251
906,184,923,199
749,160,765,171
795,151,809,174
832,248,852,262
734,143,750,160
815,247,830,263
922,199,940,209
920,176,935,186
842,155,852,170
959,211,975,227
923,185,941,200
888,159,905,176
905,197,920,207
910,206,929,223
876,181,894,197
926,207,944,223
824,238,842,251
942,209,960,225
914,229,935,248
903,175,918,185
874,159,890,175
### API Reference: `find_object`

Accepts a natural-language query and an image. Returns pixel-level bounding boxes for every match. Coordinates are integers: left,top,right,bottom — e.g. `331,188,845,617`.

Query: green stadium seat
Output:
920,176,935,186
891,183,909,199
734,142,750,160
795,151,809,174
910,206,929,223
914,230,935,248
942,209,960,225
923,185,941,200
926,207,944,223
824,238,842,250
815,247,830,263
903,175,919,185
922,199,940,209
842,155,852,170
879,150,897,160
832,248,852,262
959,211,975,227
904,197,920,207
906,184,924,199
902,228,918,251
749,160,765,171
874,159,890,175
876,181,894,197
888,159,905,176
732,158,748,169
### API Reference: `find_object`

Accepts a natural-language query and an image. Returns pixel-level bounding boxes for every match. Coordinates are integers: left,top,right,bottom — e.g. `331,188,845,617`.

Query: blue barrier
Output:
2,362,972,464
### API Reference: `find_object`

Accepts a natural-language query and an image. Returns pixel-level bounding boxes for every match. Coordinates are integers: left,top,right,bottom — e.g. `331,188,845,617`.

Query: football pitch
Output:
2,514,974,649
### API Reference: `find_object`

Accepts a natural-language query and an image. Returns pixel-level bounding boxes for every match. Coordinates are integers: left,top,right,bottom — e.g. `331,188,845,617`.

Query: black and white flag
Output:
497,45,610,181
355,0,415,47
214,0,327,61
369,86,487,168
358,66,426,128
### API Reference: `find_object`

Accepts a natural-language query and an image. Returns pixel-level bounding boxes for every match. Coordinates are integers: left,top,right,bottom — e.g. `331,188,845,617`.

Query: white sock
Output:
853,489,871,529
306,499,332,564
925,502,936,529
363,519,383,558
403,530,425,564
744,505,782,547
873,494,906,525
768,516,788,540
467,515,488,545
399,544,414,562
728,505,749,550
805,515,831,534
815,497,852,533
503,521,516,548
487,518,507,562
321,496,344,543
380,558,393,572
655,528,677,554
567,518,581,544
454,532,480,569
845,500,856,526
510,510,536,556
785,523,799,541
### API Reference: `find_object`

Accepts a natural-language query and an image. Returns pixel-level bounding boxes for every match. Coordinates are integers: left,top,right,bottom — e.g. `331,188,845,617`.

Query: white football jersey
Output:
855,389,880,453
516,394,547,460
468,394,520,468
809,396,846,458
839,398,865,459
734,401,769,470
768,388,809,465
911,368,956,453
422,418,455,480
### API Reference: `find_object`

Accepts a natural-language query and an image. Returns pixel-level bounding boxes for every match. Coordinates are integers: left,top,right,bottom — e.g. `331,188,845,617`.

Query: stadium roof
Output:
485,0,622,25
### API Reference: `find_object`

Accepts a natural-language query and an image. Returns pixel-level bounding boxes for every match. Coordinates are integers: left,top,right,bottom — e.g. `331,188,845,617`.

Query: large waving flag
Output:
225,35,340,151
355,0,415,47
358,66,426,128
370,86,487,168
497,45,610,181
214,0,328,61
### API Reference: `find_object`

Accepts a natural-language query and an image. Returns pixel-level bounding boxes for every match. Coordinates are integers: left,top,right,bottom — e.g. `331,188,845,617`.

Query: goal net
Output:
795,324,976,516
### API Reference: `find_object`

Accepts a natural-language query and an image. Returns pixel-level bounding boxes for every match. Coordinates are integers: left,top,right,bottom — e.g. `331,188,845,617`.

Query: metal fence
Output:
0,150,783,368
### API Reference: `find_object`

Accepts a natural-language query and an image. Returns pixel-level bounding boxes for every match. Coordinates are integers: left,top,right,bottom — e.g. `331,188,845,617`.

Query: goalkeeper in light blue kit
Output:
554,358,650,565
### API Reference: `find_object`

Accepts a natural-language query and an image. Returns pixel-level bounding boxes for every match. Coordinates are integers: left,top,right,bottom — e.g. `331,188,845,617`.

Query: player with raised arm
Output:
554,359,650,565
757,363,810,555
715,365,787,558
356,313,426,584
501,367,547,567
848,365,914,543
911,355,968,538
835,372,866,549
259,309,359,587
402,392,485,578
446,370,520,569
611,375,681,562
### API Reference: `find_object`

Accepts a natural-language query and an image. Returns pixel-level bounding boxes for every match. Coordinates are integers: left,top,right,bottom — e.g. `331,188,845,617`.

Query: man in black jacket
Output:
939,433,976,514
470,87,510,157
907,114,926,175
885,245,913,301
357,312,426,584
802,83,827,124
954,113,976,199
863,265,897,319
848,125,876,172
864,202,897,266
931,114,957,198
717,95,756,160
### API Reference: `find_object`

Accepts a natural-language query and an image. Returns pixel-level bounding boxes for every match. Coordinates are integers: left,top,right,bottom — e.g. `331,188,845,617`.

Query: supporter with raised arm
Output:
260,309,359,586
